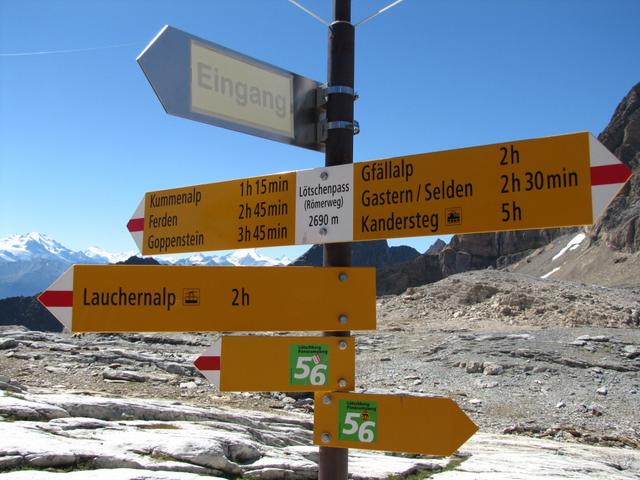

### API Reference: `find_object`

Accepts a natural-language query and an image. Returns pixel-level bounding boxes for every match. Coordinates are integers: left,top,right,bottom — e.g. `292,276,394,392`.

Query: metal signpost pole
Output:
320,0,354,478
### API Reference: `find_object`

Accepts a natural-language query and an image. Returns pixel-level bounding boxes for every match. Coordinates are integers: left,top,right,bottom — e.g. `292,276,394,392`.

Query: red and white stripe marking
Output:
38,266,74,331
127,199,145,253
589,134,632,221
193,340,221,388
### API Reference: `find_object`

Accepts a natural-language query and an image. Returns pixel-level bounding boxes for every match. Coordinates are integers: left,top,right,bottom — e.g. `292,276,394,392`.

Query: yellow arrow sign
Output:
127,172,297,255
353,132,630,241
194,336,355,392
38,265,375,333
128,132,632,255
313,391,478,456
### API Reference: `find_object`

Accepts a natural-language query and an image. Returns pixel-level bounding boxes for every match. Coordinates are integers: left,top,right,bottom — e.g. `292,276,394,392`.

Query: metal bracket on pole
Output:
329,120,360,134
317,119,360,143
316,83,358,109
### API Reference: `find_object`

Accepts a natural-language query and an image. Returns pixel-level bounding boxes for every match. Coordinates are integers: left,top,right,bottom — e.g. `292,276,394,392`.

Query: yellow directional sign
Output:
128,172,297,255
128,133,632,255
194,336,355,392
353,132,629,240
313,391,478,456
38,265,376,333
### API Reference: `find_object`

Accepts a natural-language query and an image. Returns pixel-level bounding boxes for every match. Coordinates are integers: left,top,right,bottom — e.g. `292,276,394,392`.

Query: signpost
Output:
46,4,635,479
138,25,324,151
194,336,355,392
128,132,632,255
38,265,375,333
313,391,478,456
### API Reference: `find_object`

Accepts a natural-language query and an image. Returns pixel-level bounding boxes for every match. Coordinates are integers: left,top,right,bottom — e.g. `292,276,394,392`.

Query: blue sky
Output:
1,0,639,260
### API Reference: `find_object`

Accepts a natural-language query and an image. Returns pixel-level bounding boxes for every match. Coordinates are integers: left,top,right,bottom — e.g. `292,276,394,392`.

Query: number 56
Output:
342,412,375,442
293,356,327,385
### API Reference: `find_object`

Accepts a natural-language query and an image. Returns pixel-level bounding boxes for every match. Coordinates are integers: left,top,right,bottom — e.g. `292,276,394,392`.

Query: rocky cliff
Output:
291,240,420,268
0,296,61,332
440,228,576,275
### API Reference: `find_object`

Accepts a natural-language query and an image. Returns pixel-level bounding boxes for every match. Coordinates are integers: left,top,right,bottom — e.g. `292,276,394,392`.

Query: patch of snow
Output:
552,233,586,261
278,256,291,266
224,248,287,266
540,267,561,279
169,250,288,267
84,246,135,264
174,253,225,266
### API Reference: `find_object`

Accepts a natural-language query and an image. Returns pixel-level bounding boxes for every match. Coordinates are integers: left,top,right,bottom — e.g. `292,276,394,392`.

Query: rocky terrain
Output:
371,269,639,447
508,230,640,288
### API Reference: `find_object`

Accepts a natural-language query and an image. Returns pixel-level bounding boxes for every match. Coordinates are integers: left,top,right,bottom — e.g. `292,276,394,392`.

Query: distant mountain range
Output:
0,233,291,299
0,232,133,264
167,249,291,267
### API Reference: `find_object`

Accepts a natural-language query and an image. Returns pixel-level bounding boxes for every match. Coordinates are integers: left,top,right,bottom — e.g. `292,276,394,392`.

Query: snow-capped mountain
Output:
0,233,125,299
0,232,90,264
225,248,291,266
83,246,136,264
172,249,290,267
0,233,290,299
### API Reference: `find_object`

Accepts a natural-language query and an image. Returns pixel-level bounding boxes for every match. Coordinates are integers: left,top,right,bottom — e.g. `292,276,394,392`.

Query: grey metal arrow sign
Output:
138,25,324,152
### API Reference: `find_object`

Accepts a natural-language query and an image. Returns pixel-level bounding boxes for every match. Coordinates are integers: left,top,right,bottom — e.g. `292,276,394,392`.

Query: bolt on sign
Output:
194,336,355,392
38,265,375,333
138,25,324,151
128,132,632,255
313,391,478,456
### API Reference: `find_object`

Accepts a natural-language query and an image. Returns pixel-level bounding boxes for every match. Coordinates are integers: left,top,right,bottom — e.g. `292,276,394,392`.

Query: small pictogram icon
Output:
445,207,462,225
183,288,200,306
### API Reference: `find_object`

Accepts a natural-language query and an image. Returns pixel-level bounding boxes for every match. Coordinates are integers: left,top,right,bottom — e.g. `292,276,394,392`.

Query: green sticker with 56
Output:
338,399,378,443
289,344,329,386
